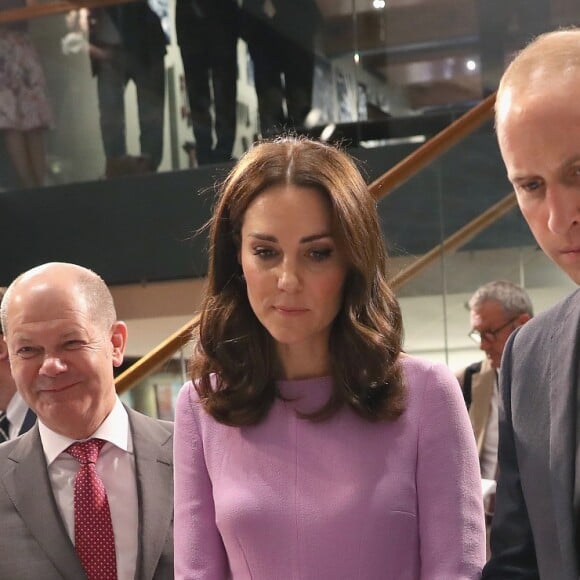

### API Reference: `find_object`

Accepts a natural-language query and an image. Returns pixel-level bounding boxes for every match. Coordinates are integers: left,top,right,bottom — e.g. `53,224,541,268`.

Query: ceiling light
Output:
373,0,386,9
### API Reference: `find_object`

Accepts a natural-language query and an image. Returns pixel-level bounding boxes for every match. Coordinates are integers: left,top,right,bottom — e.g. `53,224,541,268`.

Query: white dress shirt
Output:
6,391,30,440
39,396,139,580
480,380,499,480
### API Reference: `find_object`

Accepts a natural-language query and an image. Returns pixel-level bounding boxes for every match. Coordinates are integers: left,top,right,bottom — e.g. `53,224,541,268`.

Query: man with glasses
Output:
456,280,533,479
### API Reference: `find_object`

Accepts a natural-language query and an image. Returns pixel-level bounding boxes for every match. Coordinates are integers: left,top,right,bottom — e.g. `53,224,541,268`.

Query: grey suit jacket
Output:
0,406,174,579
482,289,580,580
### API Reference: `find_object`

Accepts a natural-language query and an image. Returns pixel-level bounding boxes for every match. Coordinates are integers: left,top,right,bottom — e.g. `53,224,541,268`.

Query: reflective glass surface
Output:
1,0,577,191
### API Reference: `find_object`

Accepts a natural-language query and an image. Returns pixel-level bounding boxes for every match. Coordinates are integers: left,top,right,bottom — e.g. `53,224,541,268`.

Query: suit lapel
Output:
1,427,85,579
19,408,36,435
469,359,496,454
128,408,173,580
548,292,580,575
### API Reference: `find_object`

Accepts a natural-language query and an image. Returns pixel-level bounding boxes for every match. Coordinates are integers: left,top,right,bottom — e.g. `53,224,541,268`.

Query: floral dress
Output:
0,20,54,131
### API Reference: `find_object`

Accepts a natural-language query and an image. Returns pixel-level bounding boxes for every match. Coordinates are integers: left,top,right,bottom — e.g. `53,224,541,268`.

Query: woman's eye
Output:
253,246,277,259
309,248,333,261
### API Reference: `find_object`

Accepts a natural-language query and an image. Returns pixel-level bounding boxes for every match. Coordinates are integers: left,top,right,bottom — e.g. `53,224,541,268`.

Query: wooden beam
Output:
0,0,135,24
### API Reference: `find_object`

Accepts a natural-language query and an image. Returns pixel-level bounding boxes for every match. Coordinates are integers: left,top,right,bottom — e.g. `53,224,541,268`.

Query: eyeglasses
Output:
468,316,519,345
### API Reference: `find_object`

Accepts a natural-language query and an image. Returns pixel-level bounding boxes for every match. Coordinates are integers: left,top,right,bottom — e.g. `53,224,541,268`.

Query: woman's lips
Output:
274,306,308,314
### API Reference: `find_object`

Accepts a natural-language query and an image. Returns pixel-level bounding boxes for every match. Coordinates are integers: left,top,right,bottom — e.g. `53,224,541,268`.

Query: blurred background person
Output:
457,280,533,558
176,0,239,165
88,0,167,177
241,0,322,137
457,280,533,480
0,288,35,442
0,0,54,189
174,137,485,579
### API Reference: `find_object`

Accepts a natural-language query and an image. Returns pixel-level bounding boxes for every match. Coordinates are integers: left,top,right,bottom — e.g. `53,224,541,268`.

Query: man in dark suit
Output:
0,288,36,442
482,29,580,579
0,262,173,579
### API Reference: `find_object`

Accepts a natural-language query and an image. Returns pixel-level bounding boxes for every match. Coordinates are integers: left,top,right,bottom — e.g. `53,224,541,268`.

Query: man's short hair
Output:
0,264,117,335
496,29,580,122
468,280,534,318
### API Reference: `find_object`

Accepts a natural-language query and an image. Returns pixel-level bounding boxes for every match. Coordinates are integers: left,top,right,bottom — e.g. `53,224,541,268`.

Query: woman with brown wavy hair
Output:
174,137,485,579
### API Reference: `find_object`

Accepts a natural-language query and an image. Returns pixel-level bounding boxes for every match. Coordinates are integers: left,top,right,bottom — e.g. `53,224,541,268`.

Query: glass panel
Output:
2,0,580,386
3,0,579,191
384,116,576,368
117,349,189,419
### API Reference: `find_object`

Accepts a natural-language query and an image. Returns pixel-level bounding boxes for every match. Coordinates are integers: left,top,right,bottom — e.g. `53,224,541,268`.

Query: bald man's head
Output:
494,28,580,284
1,262,127,439
1,263,116,336
496,29,580,130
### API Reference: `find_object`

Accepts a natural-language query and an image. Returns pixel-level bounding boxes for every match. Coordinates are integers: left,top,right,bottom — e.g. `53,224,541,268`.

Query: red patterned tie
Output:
67,439,117,580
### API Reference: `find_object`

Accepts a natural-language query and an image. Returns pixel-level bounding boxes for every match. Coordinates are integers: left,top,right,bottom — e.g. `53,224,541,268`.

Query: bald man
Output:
482,30,580,579
0,263,173,579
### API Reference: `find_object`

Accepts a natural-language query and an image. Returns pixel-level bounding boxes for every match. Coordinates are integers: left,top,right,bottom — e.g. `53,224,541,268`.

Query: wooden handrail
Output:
389,192,517,290
116,317,195,393
0,0,136,25
116,94,499,393
369,93,496,199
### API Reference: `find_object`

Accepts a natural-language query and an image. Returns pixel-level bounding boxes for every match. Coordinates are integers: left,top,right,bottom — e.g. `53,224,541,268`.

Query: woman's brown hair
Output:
191,136,405,426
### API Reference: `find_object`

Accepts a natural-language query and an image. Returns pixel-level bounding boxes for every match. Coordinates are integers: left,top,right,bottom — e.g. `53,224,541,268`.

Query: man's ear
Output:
516,313,532,327
110,321,128,368
0,336,8,362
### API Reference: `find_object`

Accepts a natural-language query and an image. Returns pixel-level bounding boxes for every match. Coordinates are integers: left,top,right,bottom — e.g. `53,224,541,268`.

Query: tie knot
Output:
67,438,106,465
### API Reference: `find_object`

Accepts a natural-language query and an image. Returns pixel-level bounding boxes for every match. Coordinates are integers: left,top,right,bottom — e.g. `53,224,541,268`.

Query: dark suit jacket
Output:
0,406,174,579
482,289,580,579
89,1,167,75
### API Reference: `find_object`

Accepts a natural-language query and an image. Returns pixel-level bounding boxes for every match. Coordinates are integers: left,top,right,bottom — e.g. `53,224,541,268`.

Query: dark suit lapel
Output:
1,427,85,579
18,408,36,435
548,292,580,574
128,408,173,580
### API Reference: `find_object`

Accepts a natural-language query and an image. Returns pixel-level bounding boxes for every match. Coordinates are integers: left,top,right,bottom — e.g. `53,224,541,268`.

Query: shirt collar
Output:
6,391,29,431
39,396,133,466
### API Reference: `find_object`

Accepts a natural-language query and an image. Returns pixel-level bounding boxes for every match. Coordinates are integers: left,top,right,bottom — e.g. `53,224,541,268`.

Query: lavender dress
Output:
174,355,485,579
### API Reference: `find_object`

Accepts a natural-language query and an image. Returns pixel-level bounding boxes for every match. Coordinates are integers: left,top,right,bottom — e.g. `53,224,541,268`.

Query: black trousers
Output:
177,17,238,164
247,27,314,137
